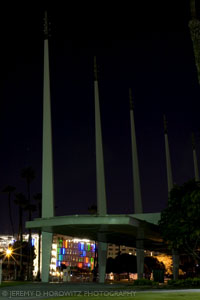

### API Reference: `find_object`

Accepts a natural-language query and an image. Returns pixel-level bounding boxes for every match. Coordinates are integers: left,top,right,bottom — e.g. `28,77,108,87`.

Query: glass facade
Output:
55,236,96,271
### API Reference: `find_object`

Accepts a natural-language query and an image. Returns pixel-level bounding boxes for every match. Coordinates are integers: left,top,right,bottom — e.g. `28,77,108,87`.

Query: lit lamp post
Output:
5,248,12,280
6,248,12,257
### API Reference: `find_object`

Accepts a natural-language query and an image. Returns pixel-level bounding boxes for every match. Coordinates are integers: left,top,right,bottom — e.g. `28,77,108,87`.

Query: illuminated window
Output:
58,255,61,261
57,261,61,267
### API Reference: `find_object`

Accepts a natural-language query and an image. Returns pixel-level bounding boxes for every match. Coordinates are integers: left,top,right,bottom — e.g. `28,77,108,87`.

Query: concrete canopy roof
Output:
26,213,168,252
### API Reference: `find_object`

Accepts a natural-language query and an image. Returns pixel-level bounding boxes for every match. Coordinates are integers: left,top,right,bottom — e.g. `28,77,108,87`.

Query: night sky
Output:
1,2,200,234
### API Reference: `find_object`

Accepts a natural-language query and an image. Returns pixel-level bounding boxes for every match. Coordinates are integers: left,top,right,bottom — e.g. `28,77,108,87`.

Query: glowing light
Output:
81,243,84,251
6,248,12,257
59,254,63,261
73,238,90,243
52,243,57,250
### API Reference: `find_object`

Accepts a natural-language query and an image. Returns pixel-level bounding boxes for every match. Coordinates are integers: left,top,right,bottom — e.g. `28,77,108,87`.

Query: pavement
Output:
0,282,200,299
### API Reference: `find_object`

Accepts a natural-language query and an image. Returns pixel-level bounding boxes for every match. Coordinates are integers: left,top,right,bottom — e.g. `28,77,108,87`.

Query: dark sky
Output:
1,2,200,234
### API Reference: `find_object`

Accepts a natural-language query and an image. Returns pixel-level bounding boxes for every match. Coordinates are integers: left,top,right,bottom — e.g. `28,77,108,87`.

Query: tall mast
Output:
41,11,54,283
42,11,54,218
129,89,143,214
94,56,107,215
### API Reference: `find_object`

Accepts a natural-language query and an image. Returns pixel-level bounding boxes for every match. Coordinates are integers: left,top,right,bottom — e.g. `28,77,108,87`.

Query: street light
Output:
6,248,12,258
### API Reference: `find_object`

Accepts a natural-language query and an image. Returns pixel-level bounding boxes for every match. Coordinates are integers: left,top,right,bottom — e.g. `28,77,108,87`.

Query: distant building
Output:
0,233,159,279
107,243,136,258
50,235,96,277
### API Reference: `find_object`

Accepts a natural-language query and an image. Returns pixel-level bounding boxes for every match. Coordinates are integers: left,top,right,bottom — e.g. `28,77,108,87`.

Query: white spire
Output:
94,56,107,215
163,115,173,193
129,89,143,214
42,11,54,218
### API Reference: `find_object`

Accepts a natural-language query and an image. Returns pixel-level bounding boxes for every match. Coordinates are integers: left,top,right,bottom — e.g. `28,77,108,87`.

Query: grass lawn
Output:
45,292,200,300
0,281,30,288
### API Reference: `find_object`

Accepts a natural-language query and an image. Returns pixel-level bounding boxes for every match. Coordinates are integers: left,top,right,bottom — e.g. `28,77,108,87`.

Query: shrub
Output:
133,278,159,286
168,278,200,287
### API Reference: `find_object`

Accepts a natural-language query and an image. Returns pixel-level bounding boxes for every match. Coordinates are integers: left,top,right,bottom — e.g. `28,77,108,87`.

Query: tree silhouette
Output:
2,185,16,237
14,192,27,278
144,256,165,273
114,253,137,280
159,179,200,262
21,166,36,281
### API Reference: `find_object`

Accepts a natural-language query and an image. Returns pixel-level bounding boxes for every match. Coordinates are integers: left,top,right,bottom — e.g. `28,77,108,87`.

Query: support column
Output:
136,228,144,279
172,249,179,280
41,232,53,282
97,236,107,283
41,11,54,283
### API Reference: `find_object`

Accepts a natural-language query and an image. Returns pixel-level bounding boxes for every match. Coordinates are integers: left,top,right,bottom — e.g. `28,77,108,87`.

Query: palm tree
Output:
33,193,42,280
14,192,27,279
88,204,97,215
21,166,35,280
2,185,16,237
21,166,35,220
